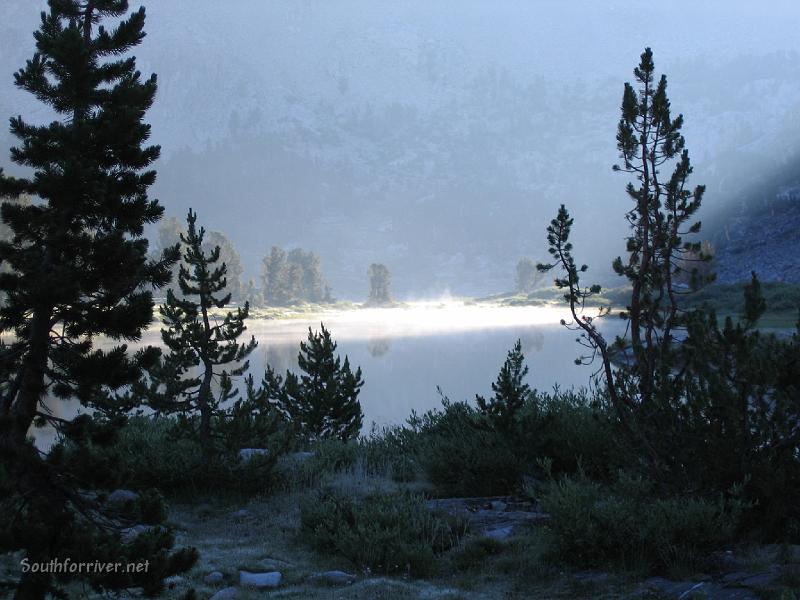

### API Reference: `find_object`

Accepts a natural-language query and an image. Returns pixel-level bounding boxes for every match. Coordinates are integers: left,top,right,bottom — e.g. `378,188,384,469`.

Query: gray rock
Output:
164,575,184,587
120,524,156,544
238,448,269,462
483,526,514,541
639,577,759,600
210,587,239,600
231,509,250,519
203,571,224,584
490,500,508,512
239,570,282,588
107,489,138,510
308,570,356,586
720,570,779,589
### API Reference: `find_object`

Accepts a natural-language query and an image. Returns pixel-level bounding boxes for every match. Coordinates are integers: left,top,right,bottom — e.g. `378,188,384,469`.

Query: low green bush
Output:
299,489,467,577
68,416,283,496
522,388,622,481
410,399,522,496
451,536,506,571
540,473,744,573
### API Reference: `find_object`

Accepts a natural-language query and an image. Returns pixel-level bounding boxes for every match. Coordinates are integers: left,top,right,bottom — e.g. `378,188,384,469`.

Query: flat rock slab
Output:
210,587,239,600
720,569,780,589
239,570,282,588
308,570,357,586
638,577,759,600
426,496,548,538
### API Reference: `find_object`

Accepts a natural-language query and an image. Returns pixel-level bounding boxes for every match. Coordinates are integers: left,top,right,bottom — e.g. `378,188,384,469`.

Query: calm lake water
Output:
33,303,618,447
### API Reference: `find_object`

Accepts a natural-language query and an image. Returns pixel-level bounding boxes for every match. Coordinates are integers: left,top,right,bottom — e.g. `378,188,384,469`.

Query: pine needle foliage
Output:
149,209,257,460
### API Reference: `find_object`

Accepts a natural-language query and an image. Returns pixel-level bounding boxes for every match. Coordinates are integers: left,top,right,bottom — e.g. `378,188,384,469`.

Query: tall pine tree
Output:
151,209,257,461
0,2,193,598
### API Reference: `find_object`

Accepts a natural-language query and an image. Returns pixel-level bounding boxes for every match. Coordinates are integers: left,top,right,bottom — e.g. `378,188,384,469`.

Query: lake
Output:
32,302,617,447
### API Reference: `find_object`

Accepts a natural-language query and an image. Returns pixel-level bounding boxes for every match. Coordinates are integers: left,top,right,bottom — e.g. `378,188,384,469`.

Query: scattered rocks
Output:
427,496,548,539
203,571,224,585
239,570,282,588
238,448,269,462
308,570,357,586
209,587,239,600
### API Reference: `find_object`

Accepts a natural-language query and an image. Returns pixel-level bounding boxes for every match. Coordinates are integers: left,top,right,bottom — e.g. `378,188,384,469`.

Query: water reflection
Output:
367,337,391,357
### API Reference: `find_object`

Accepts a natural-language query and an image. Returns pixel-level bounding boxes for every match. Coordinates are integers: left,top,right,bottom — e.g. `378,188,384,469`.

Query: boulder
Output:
308,570,356,586
203,571,224,585
239,570,282,588
106,489,138,511
231,509,250,519
238,448,269,462
210,587,239,600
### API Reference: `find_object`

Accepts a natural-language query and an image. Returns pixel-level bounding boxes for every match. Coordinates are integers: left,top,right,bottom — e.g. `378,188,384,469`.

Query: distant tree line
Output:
261,246,332,306
154,219,333,307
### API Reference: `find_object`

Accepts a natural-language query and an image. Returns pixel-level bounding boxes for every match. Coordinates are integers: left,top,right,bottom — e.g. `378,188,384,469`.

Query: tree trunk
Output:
3,306,52,446
197,365,214,461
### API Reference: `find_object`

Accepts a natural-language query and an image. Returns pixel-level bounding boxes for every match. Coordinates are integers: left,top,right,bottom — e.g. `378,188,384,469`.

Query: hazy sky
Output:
1,1,799,295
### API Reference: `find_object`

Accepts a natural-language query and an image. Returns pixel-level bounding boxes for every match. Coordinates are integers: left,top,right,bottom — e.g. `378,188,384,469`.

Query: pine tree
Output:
367,263,392,305
612,47,709,408
476,339,531,433
265,324,363,443
151,209,257,461
262,245,289,305
0,2,194,597
539,48,708,413
205,229,243,302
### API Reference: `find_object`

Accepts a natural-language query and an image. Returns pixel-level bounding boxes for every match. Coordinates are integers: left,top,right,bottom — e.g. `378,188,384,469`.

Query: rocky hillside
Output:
713,180,800,284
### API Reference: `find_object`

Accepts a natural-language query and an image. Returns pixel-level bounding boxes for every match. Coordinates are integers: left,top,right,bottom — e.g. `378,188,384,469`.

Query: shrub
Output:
521,388,622,481
284,438,360,489
539,473,743,573
451,536,506,571
300,490,466,577
75,416,282,495
359,424,420,481
411,399,522,496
